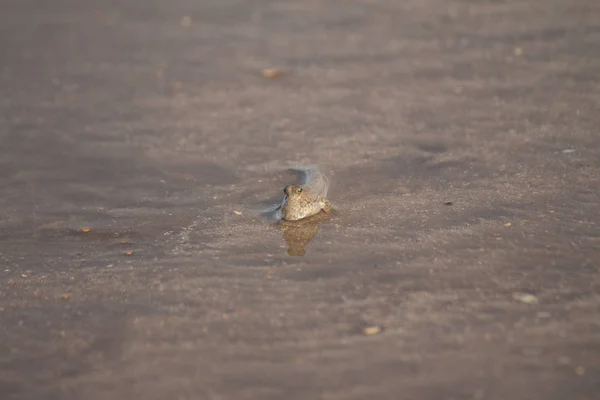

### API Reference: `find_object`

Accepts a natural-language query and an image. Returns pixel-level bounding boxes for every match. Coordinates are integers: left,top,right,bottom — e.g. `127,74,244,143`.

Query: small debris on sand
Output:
363,326,382,336
513,293,538,304
263,69,283,79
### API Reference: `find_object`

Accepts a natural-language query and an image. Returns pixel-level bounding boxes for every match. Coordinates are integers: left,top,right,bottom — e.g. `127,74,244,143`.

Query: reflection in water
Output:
278,212,329,256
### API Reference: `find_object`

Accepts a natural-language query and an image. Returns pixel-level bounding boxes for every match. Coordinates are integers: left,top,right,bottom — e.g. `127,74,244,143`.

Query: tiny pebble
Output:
513,293,538,304
263,68,282,78
233,210,242,216
81,227,91,233
61,294,71,301
562,149,576,153
124,251,133,256
363,326,382,336
504,222,512,227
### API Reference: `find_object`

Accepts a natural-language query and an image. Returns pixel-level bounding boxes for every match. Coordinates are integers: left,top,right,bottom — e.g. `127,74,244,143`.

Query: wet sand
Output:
1,0,600,399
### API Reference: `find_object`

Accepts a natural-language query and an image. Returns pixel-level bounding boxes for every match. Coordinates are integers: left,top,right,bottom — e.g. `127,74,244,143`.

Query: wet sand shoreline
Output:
1,0,600,399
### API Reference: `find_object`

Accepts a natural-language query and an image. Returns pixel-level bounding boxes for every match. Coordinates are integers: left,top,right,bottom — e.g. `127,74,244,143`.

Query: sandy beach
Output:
1,0,599,399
